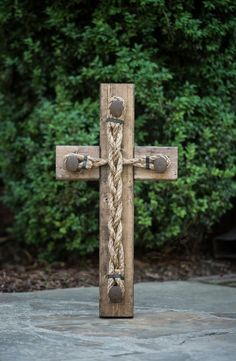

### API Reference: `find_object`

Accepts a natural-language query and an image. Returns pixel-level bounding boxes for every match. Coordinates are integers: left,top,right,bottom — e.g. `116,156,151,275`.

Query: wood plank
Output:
134,146,178,181
56,145,99,181
56,145,177,181
99,83,134,317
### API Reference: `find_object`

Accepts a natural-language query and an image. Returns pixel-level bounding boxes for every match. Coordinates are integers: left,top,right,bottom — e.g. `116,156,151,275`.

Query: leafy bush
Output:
0,0,235,259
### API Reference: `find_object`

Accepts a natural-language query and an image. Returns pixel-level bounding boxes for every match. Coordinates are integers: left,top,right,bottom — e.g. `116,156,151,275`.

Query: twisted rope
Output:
123,154,171,170
63,153,107,170
64,153,171,171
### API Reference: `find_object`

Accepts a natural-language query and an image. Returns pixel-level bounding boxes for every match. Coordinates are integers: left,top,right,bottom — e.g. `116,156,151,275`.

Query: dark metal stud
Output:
108,285,123,303
65,154,79,172
109,99,124,118
153,157,168,173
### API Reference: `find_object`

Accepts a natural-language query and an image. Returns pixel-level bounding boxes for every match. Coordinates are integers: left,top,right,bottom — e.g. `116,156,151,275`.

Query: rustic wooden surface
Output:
55,83,179,318
134,146,178,180
56,146,178,181
56,146,99,181
99,83,134,318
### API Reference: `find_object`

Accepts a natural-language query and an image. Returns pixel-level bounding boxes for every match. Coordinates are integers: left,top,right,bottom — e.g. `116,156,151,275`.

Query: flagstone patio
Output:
1,281,236,361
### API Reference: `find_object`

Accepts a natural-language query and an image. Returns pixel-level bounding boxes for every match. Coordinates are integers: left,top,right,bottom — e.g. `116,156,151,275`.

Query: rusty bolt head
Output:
108,285,123,303
153,157,168,173
65,154,79,172
109,99,124,118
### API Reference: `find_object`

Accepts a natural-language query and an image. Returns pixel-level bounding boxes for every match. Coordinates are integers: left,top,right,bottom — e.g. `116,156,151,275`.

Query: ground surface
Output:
1,254,236,292
0,281,236,361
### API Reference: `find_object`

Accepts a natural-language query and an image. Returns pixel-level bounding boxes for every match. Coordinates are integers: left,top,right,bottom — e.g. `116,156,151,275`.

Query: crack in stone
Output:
179,330,233,345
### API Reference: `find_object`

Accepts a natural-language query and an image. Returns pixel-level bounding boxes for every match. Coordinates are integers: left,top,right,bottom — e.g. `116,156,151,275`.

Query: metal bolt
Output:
153,157,168,173
65,154,79,172
109,99,124,118
108,285,123,303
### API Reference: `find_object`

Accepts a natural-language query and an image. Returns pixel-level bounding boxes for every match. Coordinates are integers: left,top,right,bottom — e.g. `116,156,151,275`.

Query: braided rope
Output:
63,98,171,301
106,97,125,297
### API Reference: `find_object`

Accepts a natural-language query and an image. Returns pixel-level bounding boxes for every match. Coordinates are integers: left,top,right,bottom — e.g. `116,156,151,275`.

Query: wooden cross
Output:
56,83,178,318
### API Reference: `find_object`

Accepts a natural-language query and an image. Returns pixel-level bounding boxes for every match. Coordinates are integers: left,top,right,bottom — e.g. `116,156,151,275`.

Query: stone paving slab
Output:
0,281,236,361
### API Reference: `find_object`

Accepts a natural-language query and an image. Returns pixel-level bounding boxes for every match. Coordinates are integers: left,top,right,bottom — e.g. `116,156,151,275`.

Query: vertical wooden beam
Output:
99,84,134,317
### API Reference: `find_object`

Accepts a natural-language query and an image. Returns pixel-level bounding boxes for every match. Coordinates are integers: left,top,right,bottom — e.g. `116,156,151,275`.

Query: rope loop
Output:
123,154,171,170
63,153,107,171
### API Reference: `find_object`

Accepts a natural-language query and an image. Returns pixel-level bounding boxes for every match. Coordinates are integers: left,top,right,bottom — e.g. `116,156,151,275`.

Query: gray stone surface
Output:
0,281,236,361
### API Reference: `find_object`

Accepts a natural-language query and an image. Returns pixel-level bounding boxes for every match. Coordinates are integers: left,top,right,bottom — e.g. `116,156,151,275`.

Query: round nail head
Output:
65,154,79,172
154,157,168,173
109,99,124,118
108,285,123,303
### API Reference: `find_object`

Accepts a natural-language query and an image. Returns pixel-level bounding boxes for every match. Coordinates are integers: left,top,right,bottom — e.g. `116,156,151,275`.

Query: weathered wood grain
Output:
134,146,178,180
56,145,178,181
99,83,134,318
55,83,178,319
56,146,99,181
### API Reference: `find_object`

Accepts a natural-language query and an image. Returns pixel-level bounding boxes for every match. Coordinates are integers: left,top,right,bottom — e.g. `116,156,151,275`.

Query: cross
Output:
56,83,178,318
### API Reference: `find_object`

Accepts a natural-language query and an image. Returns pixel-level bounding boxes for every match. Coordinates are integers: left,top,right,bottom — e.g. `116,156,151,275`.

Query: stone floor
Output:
1,281,236,361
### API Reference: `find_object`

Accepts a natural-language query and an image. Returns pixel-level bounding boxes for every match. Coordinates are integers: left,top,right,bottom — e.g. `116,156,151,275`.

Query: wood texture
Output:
99,83,134,318
134,146,178,180
56,146,99,181
55,84,178,319
56,145,178,181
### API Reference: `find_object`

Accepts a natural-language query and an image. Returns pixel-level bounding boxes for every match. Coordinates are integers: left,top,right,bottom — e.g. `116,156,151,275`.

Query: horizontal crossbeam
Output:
56,145,178,181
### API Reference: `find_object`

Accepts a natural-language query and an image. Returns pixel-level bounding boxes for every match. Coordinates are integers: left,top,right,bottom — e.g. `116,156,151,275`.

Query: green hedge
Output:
0,1,235,260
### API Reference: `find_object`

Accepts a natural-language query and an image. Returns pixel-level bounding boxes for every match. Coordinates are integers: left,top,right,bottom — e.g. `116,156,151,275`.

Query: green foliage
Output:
0,0,235,259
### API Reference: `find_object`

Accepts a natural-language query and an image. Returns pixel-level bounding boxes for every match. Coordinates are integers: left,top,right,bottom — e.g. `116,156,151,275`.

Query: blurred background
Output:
0,0,235,291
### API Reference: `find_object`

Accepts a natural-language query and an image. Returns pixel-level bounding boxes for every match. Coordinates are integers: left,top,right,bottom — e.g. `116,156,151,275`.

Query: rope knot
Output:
64,153,107,172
